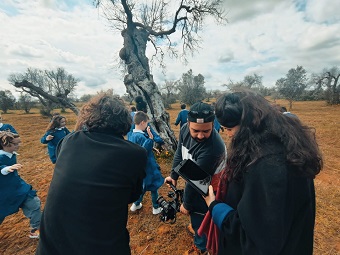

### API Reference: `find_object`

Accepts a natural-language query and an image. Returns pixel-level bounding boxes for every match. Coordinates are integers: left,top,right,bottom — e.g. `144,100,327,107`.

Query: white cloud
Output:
0,0,339,98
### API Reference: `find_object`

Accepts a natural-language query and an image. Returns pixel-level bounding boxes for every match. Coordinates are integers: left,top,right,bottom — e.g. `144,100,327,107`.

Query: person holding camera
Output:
36,93,147,255
200,90,322,255
165,102,226,255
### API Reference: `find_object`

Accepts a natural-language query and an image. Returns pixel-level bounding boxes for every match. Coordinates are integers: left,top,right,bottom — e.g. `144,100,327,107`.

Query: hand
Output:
164,176,177,187
46,135,54,141
8,164,23,173
146,126,153,140
180,204,190,215
204,185,216,207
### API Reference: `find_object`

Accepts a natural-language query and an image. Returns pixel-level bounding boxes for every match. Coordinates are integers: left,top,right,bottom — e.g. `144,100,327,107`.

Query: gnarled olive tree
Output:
95,0,226,151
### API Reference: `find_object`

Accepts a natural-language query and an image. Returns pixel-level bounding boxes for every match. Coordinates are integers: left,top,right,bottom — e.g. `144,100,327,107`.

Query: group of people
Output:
0,90,322,255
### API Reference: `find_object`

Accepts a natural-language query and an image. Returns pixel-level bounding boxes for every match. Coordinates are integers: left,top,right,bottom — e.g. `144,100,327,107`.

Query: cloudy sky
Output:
1,0,339,98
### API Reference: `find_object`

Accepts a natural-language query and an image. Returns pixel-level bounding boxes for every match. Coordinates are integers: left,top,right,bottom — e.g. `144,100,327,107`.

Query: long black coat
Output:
36,131,147,255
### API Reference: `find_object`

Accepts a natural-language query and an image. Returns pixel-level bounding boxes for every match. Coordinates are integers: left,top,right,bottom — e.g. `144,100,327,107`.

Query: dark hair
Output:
46,115,66,132
134,111,149,125
135,96,147,113
74,93,131,136
0,131,19,149
131,106,137,112
181,104,186,110
215,90,322,179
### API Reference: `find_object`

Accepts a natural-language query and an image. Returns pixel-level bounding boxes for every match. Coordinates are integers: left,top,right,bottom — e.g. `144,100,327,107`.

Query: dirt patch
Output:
0,100,339,255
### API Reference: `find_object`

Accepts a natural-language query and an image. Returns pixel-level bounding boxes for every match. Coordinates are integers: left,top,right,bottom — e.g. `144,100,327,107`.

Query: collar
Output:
0,149,14,158
0,123,3,128
133,129,145,134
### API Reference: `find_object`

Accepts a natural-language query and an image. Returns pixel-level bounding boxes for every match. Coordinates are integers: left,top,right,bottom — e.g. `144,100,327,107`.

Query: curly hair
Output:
215,90,323,179
74,93,131,136
46,115,66,132
0,131,19,149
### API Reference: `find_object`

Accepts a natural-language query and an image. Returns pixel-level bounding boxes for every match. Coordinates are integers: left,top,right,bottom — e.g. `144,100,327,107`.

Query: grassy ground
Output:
0,99,339,255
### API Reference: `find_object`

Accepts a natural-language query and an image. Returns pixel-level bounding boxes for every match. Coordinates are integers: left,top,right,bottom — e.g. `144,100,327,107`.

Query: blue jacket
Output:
175,109,189,127
41,127,70,163
128,130,164,192
0,151,36,219
214,117,222,133
0,123,17,134
127,124,164,145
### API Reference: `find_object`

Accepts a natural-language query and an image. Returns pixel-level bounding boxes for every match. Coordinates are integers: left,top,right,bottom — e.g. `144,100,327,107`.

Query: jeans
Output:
134,190,159,209
21,195,42,229
191,211,207,251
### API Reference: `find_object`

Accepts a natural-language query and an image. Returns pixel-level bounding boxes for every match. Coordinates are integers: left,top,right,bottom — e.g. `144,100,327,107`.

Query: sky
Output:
0,0,339,98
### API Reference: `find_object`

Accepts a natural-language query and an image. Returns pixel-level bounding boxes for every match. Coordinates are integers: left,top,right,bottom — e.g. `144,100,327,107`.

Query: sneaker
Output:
183,245,209,255
152,207,162,215
29,229,40,239
130,203,142,212
187,223,195,237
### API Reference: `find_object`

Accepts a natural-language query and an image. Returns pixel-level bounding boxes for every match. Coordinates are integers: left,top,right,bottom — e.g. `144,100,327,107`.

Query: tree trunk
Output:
120,27,177,151
14,80,79,115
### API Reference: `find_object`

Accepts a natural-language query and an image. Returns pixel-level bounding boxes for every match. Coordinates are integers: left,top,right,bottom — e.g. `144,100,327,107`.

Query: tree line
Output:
1,65,339,115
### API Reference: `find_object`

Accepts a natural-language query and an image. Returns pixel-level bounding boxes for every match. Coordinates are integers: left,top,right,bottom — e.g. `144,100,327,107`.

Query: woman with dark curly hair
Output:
36,93,147,255
40,115,70,163
199,90,322,255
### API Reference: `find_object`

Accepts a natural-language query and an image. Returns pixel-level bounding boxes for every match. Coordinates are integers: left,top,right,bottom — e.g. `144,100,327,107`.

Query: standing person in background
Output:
211,102,224,133
175,103,189,128
200,90,323,255
165,102,226,255
40,115,70,164
0,113,17,134
130,106,137,121
128,111,164,215
0,131,41,239
36,93,147,255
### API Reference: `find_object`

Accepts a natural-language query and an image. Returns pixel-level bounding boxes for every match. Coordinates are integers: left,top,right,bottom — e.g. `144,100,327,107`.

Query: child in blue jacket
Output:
40,115,70,164
0,131,41,238
0,113,17,134
128,111,164,215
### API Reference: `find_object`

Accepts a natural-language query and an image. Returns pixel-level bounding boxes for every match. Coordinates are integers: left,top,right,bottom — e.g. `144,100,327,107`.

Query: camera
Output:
157,182,183,224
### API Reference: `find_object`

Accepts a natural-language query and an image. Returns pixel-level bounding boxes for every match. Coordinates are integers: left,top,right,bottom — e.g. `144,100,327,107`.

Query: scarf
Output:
198,170,228,255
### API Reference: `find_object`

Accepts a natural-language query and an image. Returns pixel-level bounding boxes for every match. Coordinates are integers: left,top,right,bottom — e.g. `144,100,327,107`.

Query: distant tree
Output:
0,90,16,113
8,67,79,116
177,69,206,105
79,94,93,103
18,93,34,114
312,66,340,105
224,73,266,95
160,80,178,109
275,66,308,110
94,0,227,151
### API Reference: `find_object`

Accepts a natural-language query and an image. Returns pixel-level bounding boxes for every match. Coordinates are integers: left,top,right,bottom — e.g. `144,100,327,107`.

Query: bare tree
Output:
94,0,226,150
8,67,79,116
313,66,340,105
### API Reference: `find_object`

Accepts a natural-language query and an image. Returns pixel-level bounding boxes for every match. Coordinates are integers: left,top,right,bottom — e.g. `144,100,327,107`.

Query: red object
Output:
198,171,228,255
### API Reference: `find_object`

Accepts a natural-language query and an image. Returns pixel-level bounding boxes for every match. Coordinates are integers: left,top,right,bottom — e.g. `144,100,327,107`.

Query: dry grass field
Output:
0,99,339,255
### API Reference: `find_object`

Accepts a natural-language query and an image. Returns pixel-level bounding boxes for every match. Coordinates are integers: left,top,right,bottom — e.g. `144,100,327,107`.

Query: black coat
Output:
36,131,147,255
217,140,316,255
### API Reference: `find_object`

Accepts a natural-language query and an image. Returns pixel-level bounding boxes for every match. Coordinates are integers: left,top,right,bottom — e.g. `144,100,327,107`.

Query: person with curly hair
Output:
0,131,41,238
199,90,323,255
40,115,70,163
36,93,147,255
